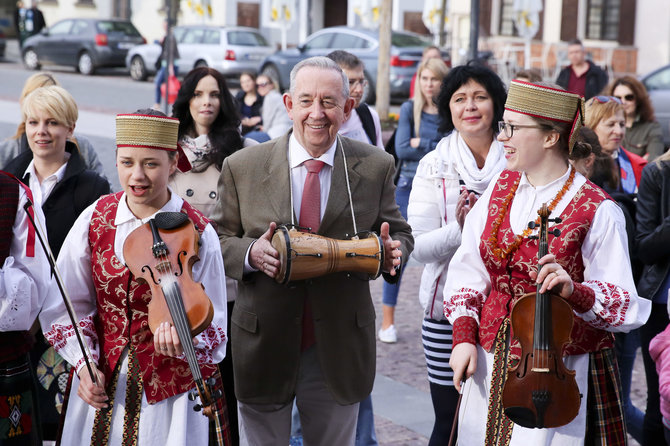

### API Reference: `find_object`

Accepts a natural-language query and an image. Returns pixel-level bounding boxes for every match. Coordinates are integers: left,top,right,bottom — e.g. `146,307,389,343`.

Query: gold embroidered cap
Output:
116,113,191,171
505,80,585,153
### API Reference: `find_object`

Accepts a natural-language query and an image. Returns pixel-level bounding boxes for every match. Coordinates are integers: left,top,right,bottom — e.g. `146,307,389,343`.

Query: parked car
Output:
258,26,449,104
126,25,274,82
642,64,670,149
22,18,144,75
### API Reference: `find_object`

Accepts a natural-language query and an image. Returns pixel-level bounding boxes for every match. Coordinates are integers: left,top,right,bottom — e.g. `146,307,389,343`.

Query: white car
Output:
126,25,274,82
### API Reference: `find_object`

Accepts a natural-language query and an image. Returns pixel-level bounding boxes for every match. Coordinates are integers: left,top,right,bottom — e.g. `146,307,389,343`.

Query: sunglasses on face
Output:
257,82,271,88
592,95,622,105
614,94,635,102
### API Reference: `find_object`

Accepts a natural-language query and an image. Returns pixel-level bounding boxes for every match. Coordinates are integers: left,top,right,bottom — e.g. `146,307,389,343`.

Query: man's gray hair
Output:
289,56,349,100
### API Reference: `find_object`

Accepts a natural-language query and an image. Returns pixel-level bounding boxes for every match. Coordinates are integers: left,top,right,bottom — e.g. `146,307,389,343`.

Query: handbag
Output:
160,74,181,105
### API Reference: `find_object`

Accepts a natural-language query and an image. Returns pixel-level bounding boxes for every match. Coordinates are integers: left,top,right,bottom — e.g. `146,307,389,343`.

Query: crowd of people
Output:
2,33,670,446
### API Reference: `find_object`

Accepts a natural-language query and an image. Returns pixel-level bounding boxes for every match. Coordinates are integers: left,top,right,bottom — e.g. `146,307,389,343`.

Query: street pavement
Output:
0,39,650,446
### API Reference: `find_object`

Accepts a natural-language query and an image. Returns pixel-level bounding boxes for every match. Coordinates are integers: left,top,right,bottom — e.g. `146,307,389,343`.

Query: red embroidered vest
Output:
479,171,614,356
88,192,216,404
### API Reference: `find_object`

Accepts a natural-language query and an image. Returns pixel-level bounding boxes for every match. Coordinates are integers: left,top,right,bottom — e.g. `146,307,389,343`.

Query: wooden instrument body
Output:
123,218,213,337
501,204,581,429
270,226,383,284
503,291,581,428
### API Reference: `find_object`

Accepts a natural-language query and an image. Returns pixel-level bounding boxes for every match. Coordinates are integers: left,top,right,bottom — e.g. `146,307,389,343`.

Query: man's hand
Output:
380,222,402,276
77,364,108,409
250,222,280,279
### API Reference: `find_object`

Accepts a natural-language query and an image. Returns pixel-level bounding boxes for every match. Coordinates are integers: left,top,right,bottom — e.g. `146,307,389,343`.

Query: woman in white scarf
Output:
406,64,508,445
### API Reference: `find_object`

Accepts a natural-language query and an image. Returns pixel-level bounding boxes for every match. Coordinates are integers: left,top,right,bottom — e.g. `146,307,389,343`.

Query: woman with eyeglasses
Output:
244,73,293,143
604,76,664,161
407,63,507,445
585,95,648,195
378,57,449,343
444,80,650,445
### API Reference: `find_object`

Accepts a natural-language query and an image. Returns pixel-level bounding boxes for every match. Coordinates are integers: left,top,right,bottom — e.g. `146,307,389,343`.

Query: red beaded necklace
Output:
487,167,576,260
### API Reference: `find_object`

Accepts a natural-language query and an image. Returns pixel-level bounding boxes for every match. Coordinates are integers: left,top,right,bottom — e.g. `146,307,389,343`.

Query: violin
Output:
502,204,581,429
123,211,225,445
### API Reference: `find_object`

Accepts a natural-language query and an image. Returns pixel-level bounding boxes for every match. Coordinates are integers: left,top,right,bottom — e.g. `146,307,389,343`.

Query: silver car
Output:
642,64,670,148
258,26,449,104
126,25,274,81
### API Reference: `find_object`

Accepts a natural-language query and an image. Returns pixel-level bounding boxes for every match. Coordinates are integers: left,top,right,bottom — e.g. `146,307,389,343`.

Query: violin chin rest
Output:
154,212,189,229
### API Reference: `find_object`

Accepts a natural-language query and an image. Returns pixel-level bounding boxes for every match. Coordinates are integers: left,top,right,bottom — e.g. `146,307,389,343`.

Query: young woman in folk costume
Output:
38,111,229,446
444,81,651,445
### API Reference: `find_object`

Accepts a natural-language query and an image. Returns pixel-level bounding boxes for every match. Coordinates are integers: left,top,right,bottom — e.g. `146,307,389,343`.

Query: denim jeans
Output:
381,175,412,307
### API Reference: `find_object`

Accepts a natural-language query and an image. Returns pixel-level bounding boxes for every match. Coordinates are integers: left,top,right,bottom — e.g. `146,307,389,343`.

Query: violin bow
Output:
23,198,100,386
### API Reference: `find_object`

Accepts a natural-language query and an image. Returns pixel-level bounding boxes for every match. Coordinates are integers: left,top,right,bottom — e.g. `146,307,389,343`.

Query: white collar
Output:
288,133,336,169
518,164,572,192
114,187,184,226
24,153,71,184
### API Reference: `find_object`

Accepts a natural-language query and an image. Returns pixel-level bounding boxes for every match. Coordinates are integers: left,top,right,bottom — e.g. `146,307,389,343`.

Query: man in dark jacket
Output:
556,38,608,100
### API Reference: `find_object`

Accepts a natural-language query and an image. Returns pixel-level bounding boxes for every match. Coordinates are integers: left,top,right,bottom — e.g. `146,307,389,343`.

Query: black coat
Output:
556,61,609,100
636,160,670,299
4,141,110,257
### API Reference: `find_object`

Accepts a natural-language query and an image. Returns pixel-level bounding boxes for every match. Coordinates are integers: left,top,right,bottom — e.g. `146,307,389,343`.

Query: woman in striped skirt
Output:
407,64,508,445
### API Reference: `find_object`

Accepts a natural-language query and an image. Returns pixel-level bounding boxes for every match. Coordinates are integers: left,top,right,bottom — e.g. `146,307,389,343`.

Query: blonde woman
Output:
379,57,449,343
0,72,105,177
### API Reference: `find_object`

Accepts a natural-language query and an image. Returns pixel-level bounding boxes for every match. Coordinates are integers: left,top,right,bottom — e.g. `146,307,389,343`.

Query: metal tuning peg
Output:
206,377,216,387
527,221,537,230
193,403,202,412
551,228,561,237
188,390,198,401
212,389,223,399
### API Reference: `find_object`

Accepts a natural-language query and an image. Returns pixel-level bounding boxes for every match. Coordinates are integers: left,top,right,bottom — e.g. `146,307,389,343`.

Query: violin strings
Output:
157,250,204,383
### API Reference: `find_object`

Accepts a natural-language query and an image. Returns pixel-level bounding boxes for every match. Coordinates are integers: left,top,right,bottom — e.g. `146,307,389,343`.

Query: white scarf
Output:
437,130,506,195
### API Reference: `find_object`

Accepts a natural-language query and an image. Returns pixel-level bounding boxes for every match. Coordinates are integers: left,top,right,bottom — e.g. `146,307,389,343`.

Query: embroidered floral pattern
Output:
444,287,485,321
586,280,631,329
44,315,97,353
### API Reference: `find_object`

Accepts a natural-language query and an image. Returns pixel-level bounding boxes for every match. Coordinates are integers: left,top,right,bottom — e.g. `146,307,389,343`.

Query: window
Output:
71,21,89,36
97,21,141,37
391,32,430,48
499,0,516,36
303,33,334,50
49,20,74,36
228,31,268,46
203,29,220,45
331,33,368,50
644,66,670,91
182,28,205,44
586,0,620,41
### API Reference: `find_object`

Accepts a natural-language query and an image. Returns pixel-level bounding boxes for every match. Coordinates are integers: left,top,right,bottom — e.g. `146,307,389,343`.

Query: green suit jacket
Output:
212,132,413,405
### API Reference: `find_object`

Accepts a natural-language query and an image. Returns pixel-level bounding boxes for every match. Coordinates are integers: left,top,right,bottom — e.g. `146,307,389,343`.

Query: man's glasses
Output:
498,121,548,138
348,79,367,88
591,95,622,105
614,94,635,102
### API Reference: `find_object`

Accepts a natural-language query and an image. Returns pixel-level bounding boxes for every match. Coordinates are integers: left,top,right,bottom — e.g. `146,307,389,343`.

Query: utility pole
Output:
438,0,447,46
164,0,178,115
376,0,392,123
469,0,480,62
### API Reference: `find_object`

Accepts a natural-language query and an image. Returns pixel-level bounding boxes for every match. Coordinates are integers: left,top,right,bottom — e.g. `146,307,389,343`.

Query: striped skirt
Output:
422,318,454,386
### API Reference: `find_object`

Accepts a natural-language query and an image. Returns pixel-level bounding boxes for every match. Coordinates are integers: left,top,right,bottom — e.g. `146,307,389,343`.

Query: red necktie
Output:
299,159,325,233
299,159,325,350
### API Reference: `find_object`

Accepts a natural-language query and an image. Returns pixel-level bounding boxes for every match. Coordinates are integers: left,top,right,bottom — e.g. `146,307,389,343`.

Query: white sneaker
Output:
378,325,397,343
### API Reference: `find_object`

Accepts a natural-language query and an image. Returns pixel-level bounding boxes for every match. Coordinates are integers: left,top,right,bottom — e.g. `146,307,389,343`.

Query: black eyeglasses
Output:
591,95,622,105
614,94,635,102
498,121,547,138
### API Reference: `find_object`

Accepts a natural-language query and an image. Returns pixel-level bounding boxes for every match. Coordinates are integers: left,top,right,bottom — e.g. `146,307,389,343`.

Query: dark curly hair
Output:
437,62,507,134
604,75,656,123
172,67,242,172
